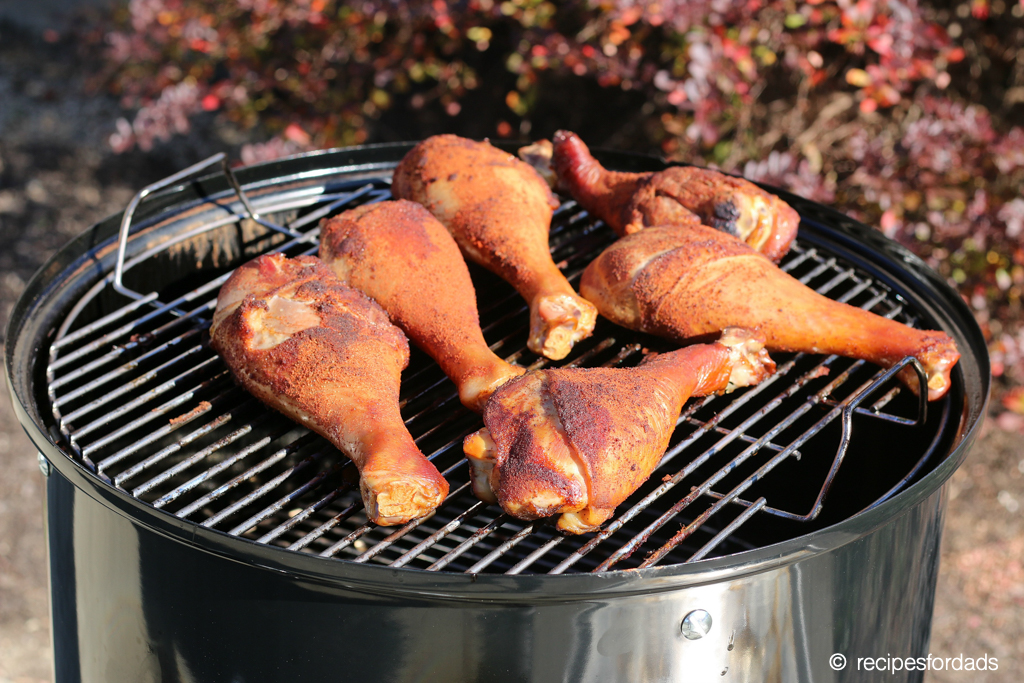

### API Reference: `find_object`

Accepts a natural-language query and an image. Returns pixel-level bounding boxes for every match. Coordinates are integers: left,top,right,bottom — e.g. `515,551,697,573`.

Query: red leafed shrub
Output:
97,0,1024,402
99,0,981,154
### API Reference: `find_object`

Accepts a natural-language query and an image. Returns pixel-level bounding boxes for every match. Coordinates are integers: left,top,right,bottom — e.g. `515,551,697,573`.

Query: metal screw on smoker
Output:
681,609,713,640
37,452,52,477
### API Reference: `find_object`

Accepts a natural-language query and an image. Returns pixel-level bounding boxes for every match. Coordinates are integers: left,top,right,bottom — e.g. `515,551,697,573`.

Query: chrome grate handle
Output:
112,153,300,303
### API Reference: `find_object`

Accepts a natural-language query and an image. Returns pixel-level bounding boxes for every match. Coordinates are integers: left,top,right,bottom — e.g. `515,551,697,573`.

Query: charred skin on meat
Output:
550,130,800,262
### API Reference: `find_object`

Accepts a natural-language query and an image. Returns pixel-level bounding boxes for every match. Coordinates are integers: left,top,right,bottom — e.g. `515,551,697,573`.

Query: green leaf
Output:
784,13,807,29
713,141,732,164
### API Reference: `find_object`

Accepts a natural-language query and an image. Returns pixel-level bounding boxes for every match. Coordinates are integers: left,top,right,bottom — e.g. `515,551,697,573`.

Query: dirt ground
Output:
0,23,1021,683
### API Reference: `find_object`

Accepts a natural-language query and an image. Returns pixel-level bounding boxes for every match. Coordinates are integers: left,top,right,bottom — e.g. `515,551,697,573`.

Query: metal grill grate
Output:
43,156,951,575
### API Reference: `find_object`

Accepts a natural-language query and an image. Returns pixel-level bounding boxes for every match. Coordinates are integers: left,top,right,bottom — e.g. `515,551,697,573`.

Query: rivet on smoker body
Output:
681,609,712,640
37,452,52,477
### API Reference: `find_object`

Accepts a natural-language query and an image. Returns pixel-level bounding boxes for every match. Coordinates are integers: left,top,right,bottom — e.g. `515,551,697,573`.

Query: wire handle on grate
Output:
112,153,302,302
706,355,929,523
797,355,928,520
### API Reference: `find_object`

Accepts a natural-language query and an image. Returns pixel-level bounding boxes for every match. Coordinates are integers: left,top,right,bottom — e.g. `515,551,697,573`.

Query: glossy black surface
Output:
45,464,948,682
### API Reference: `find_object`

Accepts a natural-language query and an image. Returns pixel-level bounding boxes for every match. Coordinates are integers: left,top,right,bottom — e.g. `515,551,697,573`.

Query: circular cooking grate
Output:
39,150,961,575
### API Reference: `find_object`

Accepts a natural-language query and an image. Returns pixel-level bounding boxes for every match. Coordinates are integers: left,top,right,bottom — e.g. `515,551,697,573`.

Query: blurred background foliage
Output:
89,0,1024,417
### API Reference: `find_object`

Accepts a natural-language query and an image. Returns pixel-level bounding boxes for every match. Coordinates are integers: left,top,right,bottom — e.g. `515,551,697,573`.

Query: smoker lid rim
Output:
6,143,989,598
